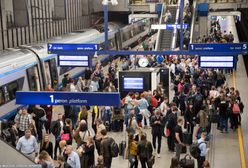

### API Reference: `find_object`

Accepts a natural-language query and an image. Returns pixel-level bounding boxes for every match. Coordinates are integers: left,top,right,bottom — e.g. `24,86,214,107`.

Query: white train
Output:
0,19,151,120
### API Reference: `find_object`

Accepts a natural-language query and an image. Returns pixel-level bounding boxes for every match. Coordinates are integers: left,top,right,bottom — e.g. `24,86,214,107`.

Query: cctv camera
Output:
111,0,118,6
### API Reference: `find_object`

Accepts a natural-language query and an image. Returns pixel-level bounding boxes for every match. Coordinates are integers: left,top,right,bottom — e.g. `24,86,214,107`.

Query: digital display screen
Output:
199,56,234,68
58,55,90,67
123,77,144,90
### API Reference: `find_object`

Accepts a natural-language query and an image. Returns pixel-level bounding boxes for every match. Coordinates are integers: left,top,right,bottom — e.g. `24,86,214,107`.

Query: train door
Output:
44,58,58,89
26,65,41,91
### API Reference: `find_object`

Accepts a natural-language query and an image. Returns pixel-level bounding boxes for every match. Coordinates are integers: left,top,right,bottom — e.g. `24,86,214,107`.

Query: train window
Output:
0,77,24,106
7,81,18,100
59,67,75,76
27,65,41,91
45,62,52,85
49,58,58,87
0,88,5,105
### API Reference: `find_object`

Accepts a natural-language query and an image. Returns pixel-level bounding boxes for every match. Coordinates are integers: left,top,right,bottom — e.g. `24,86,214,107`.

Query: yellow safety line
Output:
232,71,247,168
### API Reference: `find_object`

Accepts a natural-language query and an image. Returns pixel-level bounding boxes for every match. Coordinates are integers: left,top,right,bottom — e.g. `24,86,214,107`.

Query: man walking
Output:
151,109,163,158
16,129,38,161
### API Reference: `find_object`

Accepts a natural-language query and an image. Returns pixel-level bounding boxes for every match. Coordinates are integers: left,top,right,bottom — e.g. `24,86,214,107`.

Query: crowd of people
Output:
0,7,244,168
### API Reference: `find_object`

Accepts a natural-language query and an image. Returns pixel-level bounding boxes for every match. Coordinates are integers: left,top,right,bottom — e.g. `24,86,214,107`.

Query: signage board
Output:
199,56,234,68
151,24,189,30
58,55,91,67
48,43,100,54
16,91,121,106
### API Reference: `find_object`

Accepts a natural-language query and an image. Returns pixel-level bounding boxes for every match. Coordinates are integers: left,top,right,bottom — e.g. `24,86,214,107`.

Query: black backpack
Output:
110,138,119,157
50,121,61,136
2,128,11,142
190,142,205,159
194,94,203,106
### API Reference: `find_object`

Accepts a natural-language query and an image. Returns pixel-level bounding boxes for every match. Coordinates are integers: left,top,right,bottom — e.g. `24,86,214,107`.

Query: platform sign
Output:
48,43,100,54
58,55,91,67
151,24,188,30
189,43,248,54
16,91,121,106
199,56,234,68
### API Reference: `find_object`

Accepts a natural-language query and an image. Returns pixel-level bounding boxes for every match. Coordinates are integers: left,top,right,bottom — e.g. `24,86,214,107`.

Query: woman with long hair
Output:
40,134,53,158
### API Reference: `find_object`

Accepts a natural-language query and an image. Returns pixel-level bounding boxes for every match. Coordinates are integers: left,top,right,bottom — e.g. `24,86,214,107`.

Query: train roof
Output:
0,49,37,78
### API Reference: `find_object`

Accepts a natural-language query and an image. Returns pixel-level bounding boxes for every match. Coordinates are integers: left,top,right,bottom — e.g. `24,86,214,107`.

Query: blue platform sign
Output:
189,43,248,54
48,43,100,54
151,24,188,30
16,91,121,106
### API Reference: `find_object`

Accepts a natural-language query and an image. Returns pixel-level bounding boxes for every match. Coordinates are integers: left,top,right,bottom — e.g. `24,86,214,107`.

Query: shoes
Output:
157,154,161,158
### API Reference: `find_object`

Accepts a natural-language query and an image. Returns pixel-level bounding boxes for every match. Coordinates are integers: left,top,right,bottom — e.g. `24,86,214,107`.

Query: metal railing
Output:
155,3,166,51
170,0,181,50
190,0,197,44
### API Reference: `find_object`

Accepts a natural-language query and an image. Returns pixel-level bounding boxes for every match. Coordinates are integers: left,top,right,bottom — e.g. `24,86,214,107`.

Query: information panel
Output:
16,91,121,106
123,77,144,90
199,56,234,68
48,43,100,54
189,43,248,54
58,55,91,67
151,24,188,30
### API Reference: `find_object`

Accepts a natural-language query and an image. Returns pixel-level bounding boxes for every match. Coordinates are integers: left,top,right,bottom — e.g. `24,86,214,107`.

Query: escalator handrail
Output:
189,0,197,44
171,0,181,50
155,3,166,51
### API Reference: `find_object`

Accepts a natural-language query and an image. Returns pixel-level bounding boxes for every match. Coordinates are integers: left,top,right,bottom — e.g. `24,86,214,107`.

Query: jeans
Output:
152,134,162,154
142,116,150,127
219,116,228,132
175,143,182,161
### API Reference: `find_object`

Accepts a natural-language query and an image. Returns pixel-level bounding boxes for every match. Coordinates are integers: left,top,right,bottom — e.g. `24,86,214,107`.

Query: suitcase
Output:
181,145,187,154
180,154,195,168
119,141,126,157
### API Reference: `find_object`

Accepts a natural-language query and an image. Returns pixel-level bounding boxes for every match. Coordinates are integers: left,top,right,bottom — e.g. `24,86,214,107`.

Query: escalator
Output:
159,6,177,50
0,138,36,165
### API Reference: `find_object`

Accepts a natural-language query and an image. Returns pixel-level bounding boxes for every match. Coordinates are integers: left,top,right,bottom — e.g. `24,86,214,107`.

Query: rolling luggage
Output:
119,141,126,157
180,154,195,168
183,124,192,145
181,145,187,154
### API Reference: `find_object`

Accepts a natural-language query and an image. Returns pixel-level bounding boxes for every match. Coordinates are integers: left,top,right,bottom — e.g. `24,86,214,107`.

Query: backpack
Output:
190,142,205,159
2,128,11,142
50,121,61,136
194,94,203,106
110,138,119,157
232,103,240,114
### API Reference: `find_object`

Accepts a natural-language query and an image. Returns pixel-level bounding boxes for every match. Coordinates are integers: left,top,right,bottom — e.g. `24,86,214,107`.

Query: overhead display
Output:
58,55,91,67
123,77,144,90
199,56,234,68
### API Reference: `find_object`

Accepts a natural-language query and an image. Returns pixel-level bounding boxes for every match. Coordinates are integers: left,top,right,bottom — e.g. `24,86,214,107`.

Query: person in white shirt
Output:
197,132,208,168
16,129,38,161
164,10,172,23
66,145,81,168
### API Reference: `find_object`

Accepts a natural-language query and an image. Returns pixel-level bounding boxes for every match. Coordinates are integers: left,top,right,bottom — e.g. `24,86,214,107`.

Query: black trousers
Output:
130,156,138,168
167,131,175,151
54,138,61,159
197,156,206,168
152,133,162,154
103,157,112,168
140,157,152,168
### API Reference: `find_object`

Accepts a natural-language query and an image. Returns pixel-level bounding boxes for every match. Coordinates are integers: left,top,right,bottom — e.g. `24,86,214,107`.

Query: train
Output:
0,19,152,120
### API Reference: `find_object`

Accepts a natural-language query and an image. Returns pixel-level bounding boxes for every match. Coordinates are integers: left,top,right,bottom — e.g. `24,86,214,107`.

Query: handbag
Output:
147,155,155,167
180,154,195,168
232,103,240,114
40,115,48,122
61,133,70,141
